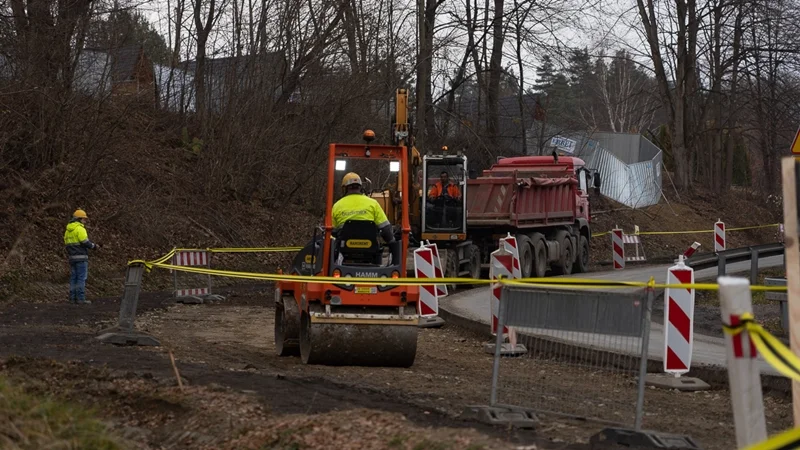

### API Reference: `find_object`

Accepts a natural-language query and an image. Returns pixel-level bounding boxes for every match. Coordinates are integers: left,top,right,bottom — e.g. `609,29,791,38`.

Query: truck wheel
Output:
517,235,533,278
531,234,547,278
444,249,458,292
573,235,589,274
552,230,573,276
467,244,481,283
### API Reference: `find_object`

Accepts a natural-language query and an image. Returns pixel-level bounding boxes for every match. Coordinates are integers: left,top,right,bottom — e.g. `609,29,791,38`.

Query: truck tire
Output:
517,235,533,278
467,244,481,282
444,249,459,292
552,230,573,276
530,233,547,278
573,235,589,274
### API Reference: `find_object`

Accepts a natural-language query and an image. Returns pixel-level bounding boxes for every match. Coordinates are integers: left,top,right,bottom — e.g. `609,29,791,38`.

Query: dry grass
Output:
0,375,126,450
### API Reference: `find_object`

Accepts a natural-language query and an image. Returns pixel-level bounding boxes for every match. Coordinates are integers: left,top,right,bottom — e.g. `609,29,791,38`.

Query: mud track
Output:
0,284,596,449
1,283,794,449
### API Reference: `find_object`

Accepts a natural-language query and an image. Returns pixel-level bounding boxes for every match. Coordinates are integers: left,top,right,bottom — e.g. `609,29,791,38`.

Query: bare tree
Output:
636,0,703,190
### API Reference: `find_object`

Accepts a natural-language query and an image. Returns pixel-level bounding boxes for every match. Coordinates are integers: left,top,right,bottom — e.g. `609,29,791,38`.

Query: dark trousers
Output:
69,260,88,303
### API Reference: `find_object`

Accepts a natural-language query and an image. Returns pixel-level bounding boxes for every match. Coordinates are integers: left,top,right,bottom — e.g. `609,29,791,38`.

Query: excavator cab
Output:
421,150,468,241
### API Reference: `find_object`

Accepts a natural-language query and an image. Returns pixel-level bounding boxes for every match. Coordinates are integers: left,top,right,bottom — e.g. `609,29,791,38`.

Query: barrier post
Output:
634,285,653,431
489,285,507,406
781,157,800,426
750,247,759,283
718,276,766,447
96,263,161,346
207,251,212,295
715,220,726,252
612,227,624,270
646,256,709,392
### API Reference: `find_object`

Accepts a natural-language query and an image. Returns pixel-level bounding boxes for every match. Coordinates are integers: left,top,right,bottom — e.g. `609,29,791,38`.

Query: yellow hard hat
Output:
73,209,88,219
342,172,362,188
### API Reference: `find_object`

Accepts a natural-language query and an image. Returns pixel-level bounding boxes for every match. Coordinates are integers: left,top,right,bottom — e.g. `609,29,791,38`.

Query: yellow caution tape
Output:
125,259,790,291
172,247,303,253
593,223,780,238
134,246,304,267
206,247,303,253
723,313,800,383
744,426,800,450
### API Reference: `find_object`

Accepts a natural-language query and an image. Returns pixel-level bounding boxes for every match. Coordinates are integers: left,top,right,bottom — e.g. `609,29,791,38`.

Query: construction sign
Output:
791,125,800,155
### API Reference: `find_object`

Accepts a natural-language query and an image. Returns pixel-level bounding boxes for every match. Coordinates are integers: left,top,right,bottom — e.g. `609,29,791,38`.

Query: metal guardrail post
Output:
750,248,759,282
118,263,144,330
634,287,654,431
96,263,161,346
718,252,727,278
489,285,508,406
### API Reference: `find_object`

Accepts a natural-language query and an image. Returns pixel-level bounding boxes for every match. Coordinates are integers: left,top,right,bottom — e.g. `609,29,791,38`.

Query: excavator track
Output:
299,309,418,367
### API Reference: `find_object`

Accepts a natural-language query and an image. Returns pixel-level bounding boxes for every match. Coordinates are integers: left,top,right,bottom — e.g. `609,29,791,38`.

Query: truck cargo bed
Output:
466,174,577,228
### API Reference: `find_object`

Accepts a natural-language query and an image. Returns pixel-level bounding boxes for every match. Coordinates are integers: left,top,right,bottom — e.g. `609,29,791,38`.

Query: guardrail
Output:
684,243,785,274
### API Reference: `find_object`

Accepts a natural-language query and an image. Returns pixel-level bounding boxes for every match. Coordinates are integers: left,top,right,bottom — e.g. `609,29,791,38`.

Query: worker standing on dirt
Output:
64,209,100,305
427,171,461,201
332,172,395,244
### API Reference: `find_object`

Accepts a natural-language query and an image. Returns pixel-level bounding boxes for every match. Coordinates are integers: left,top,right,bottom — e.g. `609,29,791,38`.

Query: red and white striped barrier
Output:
176,288,210,297
421,241,447,298
612,228,624,270
414,247,440,317
623,234,646,262
173,250,209,266
172,250,212,299
612,227,646,270
489,235,521,335
500,234,522,278
682,242,701,259
714,220,726,252
664,255,695,374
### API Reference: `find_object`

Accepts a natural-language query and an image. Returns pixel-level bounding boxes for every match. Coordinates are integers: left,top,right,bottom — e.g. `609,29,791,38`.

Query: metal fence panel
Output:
626,152,662,208
504,288,643,337
492,286,651,427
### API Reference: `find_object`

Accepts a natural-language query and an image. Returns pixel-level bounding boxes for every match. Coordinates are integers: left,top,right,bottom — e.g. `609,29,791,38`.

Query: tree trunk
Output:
486,0,504,146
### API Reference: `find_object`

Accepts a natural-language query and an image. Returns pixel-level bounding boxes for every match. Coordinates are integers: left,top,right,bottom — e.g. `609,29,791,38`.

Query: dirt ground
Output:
0,283,793,450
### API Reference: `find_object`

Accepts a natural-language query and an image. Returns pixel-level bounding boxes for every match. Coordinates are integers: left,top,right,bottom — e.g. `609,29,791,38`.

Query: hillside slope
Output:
588,187,782,268
0,109,783,304
0,111,318,304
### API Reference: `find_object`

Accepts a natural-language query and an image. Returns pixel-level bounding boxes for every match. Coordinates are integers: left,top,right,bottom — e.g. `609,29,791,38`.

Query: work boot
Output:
77,299,92,305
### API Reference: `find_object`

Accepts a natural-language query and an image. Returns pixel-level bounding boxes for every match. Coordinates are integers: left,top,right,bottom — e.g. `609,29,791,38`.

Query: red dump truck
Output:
464,155,595,277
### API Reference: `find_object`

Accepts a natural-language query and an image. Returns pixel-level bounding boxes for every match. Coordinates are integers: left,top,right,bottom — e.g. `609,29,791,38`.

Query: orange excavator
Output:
274,130,420,367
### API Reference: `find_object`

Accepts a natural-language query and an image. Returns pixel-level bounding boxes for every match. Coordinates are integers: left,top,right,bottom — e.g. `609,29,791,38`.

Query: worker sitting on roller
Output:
332,172,396,245
427,171,461,202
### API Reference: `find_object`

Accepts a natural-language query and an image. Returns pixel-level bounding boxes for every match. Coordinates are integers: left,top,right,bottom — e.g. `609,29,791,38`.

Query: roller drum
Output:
300,315,418,367
275,295,300,356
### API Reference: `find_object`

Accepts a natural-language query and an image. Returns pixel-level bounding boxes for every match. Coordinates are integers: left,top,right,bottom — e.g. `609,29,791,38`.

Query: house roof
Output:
82,45,144,82
181,52,284,77
110,45,142,82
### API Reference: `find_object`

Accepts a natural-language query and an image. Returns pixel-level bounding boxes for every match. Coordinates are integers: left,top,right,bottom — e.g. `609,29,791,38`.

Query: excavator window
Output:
424,162,465,233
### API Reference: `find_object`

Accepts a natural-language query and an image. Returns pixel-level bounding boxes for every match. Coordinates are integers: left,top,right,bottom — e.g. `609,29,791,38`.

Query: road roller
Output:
274,131,420,367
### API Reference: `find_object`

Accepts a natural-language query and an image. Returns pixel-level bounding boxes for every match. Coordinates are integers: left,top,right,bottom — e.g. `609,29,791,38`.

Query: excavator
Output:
371,89,479,283
275,129,420,367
